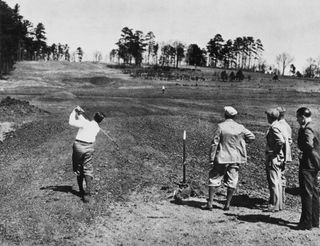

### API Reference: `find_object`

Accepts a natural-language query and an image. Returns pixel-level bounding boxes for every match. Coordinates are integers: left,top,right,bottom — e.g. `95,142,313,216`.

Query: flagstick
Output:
183,130,186,184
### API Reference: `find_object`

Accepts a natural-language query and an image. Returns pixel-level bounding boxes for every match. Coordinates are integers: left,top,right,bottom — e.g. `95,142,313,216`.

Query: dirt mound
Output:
0,96,49,118
89,76,116,85
62,76,119,86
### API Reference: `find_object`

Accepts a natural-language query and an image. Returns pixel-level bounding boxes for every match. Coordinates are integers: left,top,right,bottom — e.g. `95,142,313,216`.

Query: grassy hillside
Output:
0,61,319,245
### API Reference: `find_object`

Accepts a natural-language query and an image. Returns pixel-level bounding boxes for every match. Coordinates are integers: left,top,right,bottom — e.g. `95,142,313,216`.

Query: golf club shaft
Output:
99,128,115,142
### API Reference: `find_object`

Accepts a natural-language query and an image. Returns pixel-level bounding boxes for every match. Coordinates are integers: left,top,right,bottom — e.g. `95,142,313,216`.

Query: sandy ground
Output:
76,196,318,246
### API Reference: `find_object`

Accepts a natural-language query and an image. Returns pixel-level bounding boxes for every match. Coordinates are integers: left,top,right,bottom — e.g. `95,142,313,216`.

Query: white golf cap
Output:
224,106,238,117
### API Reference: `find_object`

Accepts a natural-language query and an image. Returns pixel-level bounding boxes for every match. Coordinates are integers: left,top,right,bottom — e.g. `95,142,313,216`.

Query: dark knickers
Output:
72,141,95,177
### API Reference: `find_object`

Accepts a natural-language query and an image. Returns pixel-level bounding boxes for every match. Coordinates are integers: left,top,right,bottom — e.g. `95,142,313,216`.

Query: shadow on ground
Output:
225,194,267,209
170,198,221,210
40,185,81,197
225,213,297,229
171,194,268,210
285,187,300,196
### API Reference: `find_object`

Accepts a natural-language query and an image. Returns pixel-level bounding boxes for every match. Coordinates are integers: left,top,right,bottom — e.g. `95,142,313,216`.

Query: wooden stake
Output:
183,130,186,183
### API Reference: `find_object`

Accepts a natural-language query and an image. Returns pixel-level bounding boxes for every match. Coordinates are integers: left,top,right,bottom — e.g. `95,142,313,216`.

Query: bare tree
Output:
276,52,294,76
70,51,76,62
93,50,102,63
314,56,320,77
304,57,317,78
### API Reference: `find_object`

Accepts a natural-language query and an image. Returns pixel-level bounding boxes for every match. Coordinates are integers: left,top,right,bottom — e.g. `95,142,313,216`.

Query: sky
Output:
5,0,320,72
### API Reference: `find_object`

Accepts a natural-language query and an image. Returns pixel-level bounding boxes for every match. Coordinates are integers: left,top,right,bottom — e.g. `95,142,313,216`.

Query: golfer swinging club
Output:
69,106,105,203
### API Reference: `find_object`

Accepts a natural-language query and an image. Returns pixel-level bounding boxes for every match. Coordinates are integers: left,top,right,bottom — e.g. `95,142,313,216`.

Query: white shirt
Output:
69,110,100,143
277,118,292,162
278,119,292,144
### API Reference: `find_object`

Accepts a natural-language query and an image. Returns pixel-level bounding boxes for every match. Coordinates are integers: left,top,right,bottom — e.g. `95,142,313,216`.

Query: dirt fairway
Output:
1,61,320,245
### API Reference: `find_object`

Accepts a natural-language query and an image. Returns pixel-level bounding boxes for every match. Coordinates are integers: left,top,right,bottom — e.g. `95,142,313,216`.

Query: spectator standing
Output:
296,107,320,230
265,108,285,212
202,106,255,211
276,106,292,205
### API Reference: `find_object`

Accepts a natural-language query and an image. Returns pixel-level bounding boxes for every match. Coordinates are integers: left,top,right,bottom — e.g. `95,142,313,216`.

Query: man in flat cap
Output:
265,108,285,212
202,106,255,211
296,107,320,230
276,106,292,206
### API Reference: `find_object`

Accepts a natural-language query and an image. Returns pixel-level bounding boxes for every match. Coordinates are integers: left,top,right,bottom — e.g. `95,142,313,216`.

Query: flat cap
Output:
265,108,279,119
224,106,238,117
276,106,286,115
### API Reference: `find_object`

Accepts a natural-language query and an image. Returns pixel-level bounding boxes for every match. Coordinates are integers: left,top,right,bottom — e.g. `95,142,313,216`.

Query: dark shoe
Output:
77,175,85,198
296,222,312,230
201,204,213,211
83,193,91,203
296,225,312,230
223,206,230,211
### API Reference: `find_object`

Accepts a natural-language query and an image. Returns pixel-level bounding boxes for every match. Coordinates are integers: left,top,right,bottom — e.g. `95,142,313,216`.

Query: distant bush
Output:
272,74,279,81
220,70,228,82
113,65,206,81
235,70,244,81
106,64,131,69
229,71,235,81
296,71,302,78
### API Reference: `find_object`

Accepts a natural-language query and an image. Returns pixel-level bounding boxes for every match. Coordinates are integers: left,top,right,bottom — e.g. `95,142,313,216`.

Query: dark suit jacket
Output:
298,121,320,170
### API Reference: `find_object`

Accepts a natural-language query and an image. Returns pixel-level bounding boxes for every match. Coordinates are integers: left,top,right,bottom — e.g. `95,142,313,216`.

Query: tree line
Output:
110,27,320,78
110,27,265,72
0,1,84,77
269,52,320,78
303,57,320,78
2,1,317,79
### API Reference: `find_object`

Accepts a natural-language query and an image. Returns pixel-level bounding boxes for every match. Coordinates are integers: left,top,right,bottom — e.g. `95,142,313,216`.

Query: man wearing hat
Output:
276,106,292,206
202,106,255,211
265,108,285,212
296,107,320,230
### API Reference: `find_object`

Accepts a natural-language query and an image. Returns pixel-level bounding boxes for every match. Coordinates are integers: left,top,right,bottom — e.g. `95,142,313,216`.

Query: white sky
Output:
5,0,320,72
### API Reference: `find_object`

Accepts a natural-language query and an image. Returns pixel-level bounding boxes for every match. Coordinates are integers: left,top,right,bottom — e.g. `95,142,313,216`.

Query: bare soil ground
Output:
1,61,320,245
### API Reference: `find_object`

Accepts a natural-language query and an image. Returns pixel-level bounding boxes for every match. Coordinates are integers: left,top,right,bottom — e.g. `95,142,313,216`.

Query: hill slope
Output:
0,61,320,245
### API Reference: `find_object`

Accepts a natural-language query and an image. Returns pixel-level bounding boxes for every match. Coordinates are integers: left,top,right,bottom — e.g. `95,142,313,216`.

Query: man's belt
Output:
75,139,93,144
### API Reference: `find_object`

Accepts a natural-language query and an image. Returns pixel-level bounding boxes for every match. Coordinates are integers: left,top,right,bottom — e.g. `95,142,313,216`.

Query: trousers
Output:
266,161,282,210
72,141,94,177
299,168,319,228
